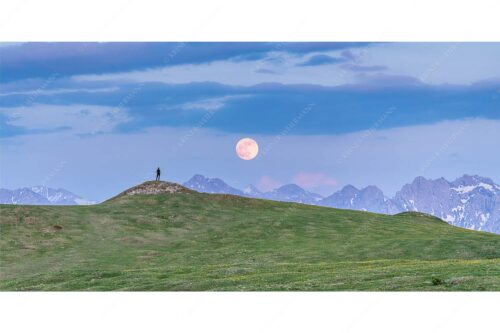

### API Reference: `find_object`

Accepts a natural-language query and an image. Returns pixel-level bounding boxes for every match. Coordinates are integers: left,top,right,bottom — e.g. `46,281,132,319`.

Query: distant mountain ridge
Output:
393,175,499,233
320,184,400,214
183,174,244,196
0,186,95,205
262,184,323,205
184,174,500,234
3,174,498,233
183,175,323,204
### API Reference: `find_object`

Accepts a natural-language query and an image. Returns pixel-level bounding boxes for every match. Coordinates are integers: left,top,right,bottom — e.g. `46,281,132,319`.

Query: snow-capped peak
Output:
0,186,96,205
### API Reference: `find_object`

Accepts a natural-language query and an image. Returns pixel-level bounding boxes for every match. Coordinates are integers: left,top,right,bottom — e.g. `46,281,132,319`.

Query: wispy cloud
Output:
0,87,119,97
296,49,359,67
296,54,345,67
257,176,282,192
293,172,338,189
254,68,279,74
1,104,130,135
170,95,252,111
68,43,500,88
342,64,387,72
1,42,363,82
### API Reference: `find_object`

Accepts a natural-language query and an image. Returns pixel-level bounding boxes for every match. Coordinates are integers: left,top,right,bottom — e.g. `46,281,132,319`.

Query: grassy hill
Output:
1,187,499,291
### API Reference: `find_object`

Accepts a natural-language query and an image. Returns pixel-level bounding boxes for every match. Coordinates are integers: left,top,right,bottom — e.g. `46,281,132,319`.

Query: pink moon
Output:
235,138,259,160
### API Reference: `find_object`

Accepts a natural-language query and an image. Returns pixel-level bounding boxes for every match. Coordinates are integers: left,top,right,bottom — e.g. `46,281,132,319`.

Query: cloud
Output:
0,104,129,135
342,64,387,72
292,172,337,189
0,87,119,97
69,43,500,88
296,54,345,67
169,95,251,111
340,50,357,61
4,43,500,90
296,49,360,67
2,79,499,139
0,42,368,82
257,176,282,192
254,68,279,74
350,74,424,87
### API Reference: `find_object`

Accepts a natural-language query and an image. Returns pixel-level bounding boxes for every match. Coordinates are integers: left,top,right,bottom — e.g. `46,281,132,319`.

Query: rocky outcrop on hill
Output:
114,181,194,198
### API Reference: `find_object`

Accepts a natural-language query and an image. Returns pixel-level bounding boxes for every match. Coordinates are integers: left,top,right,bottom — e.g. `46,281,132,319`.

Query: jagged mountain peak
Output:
263,183,323,204
339,184,359,195
454,174,493,184
183,174,243,196
361,185,384,195
321,184,397,214
394,175,499,233
189,174,207,182
409,175,449,186
243,184,261,196
451,174,497,192
0,186,95,205
274,183,307,193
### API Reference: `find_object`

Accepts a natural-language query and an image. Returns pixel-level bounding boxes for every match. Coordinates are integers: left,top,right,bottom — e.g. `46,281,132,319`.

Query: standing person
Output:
156,167,161,181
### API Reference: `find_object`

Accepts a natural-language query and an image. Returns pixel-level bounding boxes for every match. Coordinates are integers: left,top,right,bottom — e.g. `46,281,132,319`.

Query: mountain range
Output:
183,174,500,234
0,186,95,205
2,174,499,234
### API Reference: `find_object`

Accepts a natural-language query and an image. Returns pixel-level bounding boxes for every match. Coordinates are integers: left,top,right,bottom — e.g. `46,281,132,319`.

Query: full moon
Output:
235,138,259,160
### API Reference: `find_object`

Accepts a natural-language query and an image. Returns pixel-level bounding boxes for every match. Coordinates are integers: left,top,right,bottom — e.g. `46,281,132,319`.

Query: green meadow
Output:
1,192,499,291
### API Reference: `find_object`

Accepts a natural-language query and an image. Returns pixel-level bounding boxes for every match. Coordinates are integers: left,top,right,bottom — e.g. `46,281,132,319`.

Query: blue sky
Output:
1,42,499,201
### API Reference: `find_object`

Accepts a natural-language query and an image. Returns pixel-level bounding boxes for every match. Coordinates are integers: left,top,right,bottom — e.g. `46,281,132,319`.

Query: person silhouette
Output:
156,167,161,181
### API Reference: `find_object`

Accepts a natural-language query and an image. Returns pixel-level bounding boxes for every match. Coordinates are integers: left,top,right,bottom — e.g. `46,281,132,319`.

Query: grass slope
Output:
1,192,499,291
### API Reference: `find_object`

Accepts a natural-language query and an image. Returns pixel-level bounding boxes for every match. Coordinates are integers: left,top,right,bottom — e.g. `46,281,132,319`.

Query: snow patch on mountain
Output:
452,182,495,194
394,175,499,234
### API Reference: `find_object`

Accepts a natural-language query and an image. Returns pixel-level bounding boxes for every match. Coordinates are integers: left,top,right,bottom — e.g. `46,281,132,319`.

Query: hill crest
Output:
111,181,194,200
